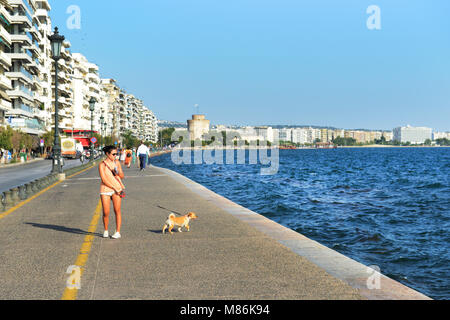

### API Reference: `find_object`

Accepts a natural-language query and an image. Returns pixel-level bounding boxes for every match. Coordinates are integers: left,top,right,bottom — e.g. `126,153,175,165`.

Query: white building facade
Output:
393,125,432,144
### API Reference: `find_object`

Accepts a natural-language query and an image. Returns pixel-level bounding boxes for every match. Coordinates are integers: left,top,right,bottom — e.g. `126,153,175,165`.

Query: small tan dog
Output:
162,212,198,234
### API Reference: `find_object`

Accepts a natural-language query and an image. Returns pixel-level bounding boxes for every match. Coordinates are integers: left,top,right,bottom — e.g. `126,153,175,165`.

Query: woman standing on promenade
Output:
99,146,125,239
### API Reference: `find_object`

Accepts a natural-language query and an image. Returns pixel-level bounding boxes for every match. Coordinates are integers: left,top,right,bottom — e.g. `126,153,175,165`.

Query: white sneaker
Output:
103,230,109,238
111,232,121,239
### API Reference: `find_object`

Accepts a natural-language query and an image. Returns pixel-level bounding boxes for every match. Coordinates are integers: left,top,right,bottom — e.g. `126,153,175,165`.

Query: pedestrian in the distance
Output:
137,141,149,171
124,149,132,168
99,146,126,239
132,148,137,167
119,149,126,164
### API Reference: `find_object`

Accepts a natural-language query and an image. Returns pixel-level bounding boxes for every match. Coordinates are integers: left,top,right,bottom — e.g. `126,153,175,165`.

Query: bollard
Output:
37,178,45,190
40,177,48,189
25,183,34,197
31,180,39,193
43,175,51,187
19,185,27,200
0,192,5,213
4,190,14,209
11,188,20,204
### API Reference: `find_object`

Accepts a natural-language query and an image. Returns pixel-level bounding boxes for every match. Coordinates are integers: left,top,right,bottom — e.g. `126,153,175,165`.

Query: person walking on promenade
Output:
119,149,126,164
124,148,132,168
99,146,126,239
137,141,149,171
132,148,137,167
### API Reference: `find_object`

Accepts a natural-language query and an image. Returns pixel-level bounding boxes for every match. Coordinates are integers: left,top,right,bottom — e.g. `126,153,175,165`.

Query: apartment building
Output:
49,40,73,131
291,128,308,144
393,125,432,144
71,52,102,131
100,78,120,138
433,131,450,140
0,2,12,126
142,108,157,143
5,0,45,135
118,90,127,135
254,126,273,143
33,0,53,131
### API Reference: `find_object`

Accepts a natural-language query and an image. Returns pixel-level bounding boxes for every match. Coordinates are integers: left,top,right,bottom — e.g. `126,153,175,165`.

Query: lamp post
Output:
103,122,107,146
100,115,104,148
48,27,65,174
89,97,96,162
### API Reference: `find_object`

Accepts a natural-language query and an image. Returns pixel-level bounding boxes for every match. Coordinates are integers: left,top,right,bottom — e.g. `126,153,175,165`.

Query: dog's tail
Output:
168,213,176,219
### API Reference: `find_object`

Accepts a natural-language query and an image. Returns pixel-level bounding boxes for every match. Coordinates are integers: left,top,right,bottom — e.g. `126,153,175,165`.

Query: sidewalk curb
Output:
0,158,44,170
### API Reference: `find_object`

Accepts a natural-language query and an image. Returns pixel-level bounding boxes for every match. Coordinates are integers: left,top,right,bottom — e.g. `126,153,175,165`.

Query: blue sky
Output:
50,0,450,131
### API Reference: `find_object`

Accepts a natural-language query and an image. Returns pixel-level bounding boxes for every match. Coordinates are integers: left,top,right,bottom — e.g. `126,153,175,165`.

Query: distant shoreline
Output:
171,145,449,151
338,145,450,148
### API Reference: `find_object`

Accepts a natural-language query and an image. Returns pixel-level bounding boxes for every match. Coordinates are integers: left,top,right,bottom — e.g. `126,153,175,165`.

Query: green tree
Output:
158,128,176,147
121,130,139,149
42,130,55,148
332,136,357,146
0,126,13,150
436,138,450,146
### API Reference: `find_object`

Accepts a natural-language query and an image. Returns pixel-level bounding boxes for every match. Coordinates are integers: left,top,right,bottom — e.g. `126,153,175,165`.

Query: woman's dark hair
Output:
103,145,117,155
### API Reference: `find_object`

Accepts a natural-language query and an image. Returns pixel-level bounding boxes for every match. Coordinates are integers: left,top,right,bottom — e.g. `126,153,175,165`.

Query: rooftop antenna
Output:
194,104,199,114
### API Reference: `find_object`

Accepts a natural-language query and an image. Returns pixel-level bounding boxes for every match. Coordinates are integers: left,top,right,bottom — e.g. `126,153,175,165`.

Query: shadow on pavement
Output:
24,222,102,237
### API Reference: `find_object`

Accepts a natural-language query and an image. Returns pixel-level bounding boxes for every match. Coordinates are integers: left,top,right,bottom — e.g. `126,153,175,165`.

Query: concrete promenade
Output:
0,160,430,300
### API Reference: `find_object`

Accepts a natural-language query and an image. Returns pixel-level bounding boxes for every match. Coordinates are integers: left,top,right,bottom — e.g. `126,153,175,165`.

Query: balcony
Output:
87,72,100,83
0,25,12,46
0,6,12,23
0,74,12,90
24,43,41,57
25,26,41,40
8,52,32,64
0,51,12,68
10,33,32,46
6,103,35,117
34,94,45,104
0,98,12,112
8,118,45,135
7,87,35,103
6,68,34,85
9,13,32,28
34,9,49,19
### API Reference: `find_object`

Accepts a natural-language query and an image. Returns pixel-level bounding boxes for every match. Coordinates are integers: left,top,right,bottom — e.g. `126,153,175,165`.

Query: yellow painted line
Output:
0,164,98,221
62,200,103,300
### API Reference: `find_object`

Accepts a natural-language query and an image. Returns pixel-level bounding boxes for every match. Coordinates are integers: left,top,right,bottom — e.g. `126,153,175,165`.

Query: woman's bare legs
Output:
101,195,111,231
112,194,122,233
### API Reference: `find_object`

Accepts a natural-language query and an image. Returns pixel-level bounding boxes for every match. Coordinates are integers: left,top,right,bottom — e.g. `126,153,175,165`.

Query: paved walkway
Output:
0,163,428,300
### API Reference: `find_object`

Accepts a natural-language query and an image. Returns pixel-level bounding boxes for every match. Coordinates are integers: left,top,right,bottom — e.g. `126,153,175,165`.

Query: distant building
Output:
254,126,274,143
187,114,210,140
433,132,450,140
278,128,292,142
393,125,432,144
